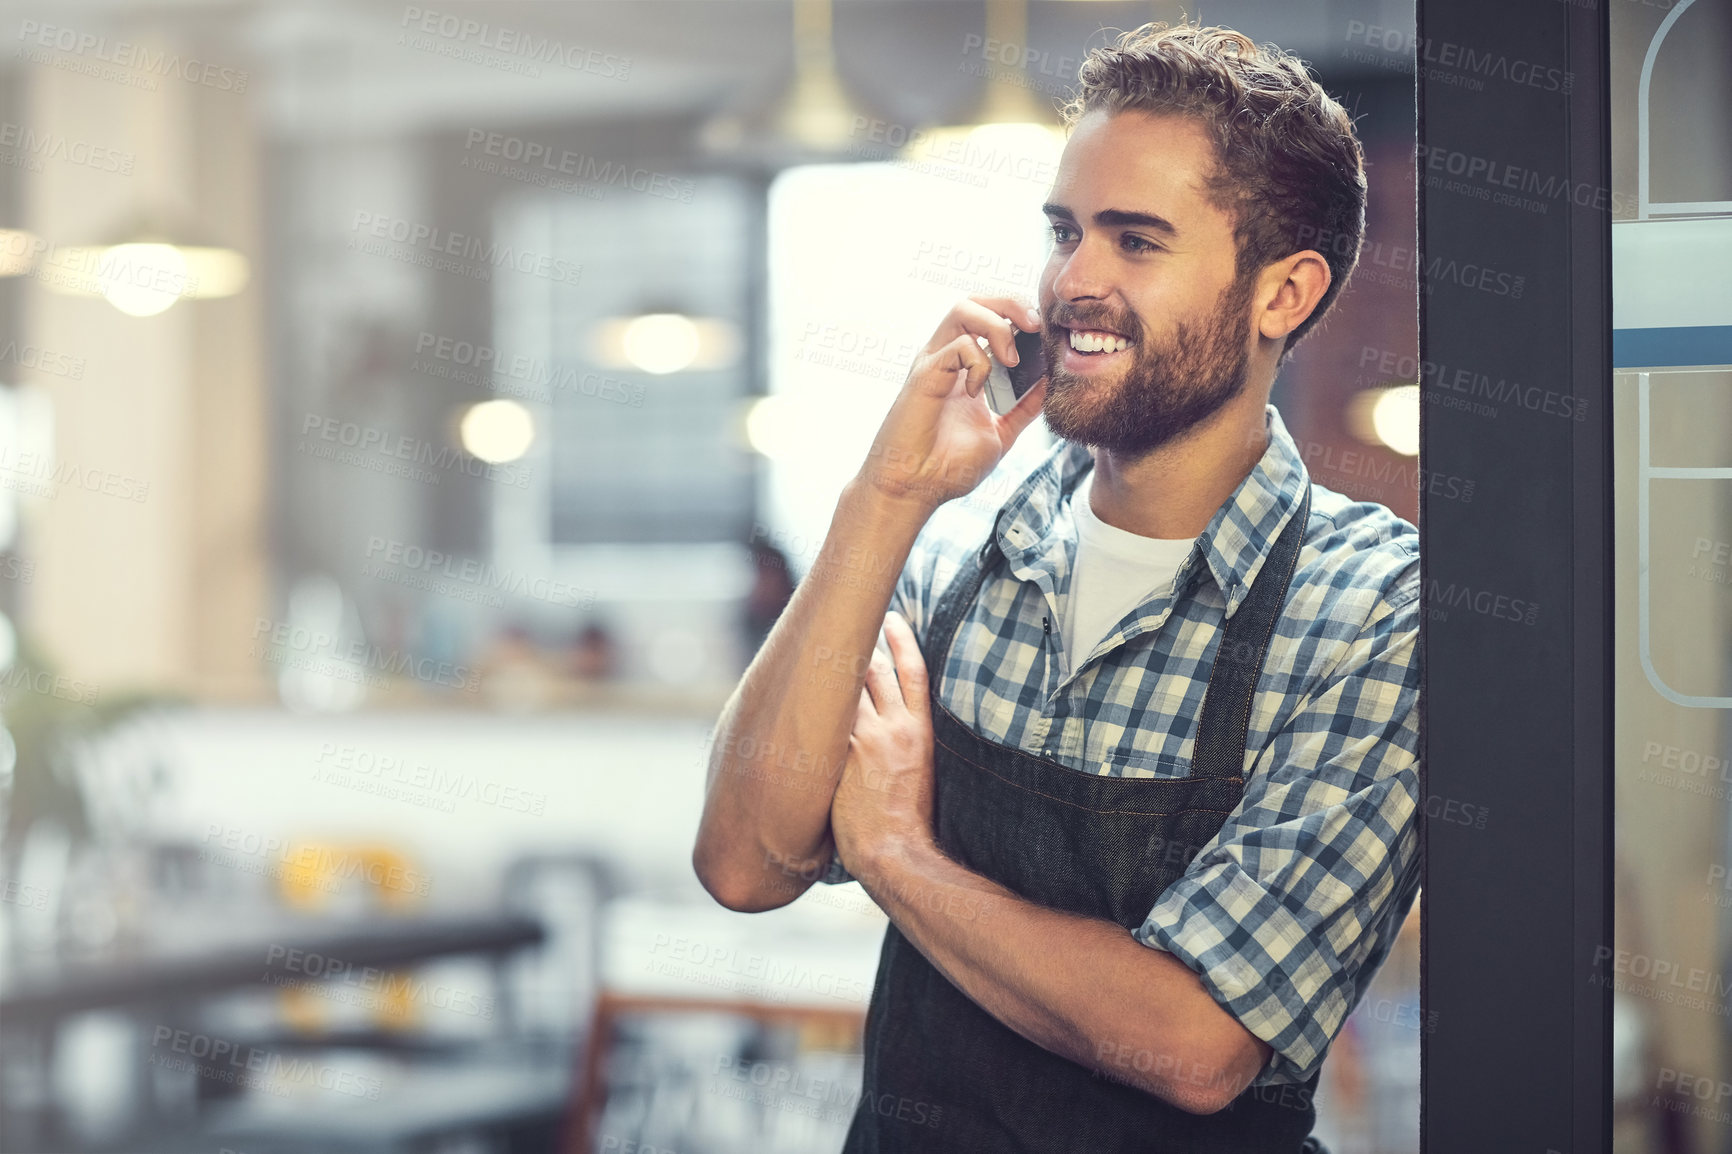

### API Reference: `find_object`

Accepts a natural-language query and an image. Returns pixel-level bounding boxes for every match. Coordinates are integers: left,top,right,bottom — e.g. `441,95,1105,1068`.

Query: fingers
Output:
996,377,1049,443
927,297,1040,371
862,645,905,713
926,332,995,399
964,294,1045,334
881,612,930,719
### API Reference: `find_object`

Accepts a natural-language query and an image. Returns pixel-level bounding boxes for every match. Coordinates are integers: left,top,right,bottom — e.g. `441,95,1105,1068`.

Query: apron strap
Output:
1189,484,1313,782
917,519,1000,683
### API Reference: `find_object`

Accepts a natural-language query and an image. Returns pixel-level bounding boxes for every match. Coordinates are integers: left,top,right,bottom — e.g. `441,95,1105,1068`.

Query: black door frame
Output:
1417,1,1613,1149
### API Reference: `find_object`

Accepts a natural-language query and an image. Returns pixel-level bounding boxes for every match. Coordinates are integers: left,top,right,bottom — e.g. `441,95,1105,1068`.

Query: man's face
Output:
1037,108,1256,457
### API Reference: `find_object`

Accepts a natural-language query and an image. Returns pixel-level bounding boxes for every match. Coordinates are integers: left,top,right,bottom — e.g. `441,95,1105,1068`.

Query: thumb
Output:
996,378,1048,445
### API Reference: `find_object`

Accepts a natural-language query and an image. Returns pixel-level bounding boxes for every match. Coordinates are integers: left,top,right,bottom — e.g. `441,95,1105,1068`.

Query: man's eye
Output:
1121,233,1160,254
1048,222,1077,244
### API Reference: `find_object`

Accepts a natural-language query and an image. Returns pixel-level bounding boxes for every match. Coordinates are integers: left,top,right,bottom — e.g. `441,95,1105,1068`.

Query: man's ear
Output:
1254,250,1332,343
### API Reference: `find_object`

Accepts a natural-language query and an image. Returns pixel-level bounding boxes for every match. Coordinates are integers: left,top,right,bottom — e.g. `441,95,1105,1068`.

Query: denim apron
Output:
842,486,1328,1153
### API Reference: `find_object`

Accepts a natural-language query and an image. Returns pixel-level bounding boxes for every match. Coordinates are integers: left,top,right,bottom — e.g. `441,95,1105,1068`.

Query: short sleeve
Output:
882,507,960,650
1133,556,1422,1084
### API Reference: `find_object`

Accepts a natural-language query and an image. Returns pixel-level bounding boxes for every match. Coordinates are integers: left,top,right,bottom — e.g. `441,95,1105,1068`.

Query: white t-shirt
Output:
1062,470,1197,675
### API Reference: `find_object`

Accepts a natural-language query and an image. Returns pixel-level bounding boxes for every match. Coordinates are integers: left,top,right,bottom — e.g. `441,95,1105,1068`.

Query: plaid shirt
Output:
824,403,1421,1087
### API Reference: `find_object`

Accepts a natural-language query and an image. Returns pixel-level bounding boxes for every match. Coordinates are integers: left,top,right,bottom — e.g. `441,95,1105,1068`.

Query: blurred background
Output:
1609,2,1732,1153
0,2,1437,1152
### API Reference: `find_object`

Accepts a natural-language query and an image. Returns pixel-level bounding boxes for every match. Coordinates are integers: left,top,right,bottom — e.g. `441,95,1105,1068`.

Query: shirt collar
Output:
991,404,1311,619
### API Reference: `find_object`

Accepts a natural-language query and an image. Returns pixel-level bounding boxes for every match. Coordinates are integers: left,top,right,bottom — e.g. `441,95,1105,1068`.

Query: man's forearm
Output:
693,478,931,911
853,839,1272,1114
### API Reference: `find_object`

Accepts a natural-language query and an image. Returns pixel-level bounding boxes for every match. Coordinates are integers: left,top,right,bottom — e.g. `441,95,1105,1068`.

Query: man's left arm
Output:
847,824,1272,1115
834,585,1420,1114
1133,567,1422,1088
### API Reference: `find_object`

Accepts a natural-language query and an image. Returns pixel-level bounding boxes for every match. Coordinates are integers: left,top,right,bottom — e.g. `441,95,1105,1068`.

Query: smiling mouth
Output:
1063,327,1135,356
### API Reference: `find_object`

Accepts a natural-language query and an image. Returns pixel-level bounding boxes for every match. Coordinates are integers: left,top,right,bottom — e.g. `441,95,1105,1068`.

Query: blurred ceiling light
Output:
181,246,252,299
699,0,874,160
743,394,801,461
592,313,740,375
777,0,862,149
42,213,249,316
1347,384,1421,457
0,229,45,277
623,313,700,374
459,399,535,463
99,242,186,317
908,0,1067,164
913,119,1067,166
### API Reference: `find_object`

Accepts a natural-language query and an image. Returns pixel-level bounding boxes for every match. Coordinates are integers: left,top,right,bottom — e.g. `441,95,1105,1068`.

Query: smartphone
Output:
983,328,1047,415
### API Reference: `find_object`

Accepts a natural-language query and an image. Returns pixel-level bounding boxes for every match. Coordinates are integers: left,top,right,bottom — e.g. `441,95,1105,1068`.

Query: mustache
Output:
1043,304,1144,342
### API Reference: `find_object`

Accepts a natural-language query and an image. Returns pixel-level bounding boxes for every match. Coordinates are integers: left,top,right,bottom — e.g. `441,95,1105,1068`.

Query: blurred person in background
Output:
696,23,1418,1153
741,538,797,665
568,620,621,682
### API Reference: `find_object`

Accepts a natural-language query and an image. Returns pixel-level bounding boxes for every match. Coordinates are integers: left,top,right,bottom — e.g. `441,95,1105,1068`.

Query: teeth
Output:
1067,329,1130,354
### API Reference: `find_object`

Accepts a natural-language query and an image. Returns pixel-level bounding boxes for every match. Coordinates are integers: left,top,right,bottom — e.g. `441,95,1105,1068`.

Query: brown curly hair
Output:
1062,23,1366,350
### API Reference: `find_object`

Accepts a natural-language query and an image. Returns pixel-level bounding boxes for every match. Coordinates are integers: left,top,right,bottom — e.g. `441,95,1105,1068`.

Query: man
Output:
694,22,1418,1153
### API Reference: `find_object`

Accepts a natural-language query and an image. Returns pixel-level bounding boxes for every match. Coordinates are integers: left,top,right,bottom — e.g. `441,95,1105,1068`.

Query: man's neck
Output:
1085,387,1273,541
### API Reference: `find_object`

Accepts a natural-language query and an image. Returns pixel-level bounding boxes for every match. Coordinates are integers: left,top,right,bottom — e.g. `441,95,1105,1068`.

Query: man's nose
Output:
1051,241,1113,303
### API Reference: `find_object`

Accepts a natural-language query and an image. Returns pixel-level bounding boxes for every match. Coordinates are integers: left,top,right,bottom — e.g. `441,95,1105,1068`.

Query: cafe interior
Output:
0,0,1723,1151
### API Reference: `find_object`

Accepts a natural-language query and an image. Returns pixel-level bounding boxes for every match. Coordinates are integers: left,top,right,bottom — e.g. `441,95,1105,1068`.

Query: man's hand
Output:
858,295,1048,511
831,611,938,876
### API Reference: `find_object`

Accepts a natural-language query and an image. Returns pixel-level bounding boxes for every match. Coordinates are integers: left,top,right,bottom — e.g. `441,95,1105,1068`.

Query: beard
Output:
1038,272,1256,459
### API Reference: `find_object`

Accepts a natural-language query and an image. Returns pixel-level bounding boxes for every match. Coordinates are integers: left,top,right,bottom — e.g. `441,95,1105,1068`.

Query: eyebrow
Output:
1042,202,1178,237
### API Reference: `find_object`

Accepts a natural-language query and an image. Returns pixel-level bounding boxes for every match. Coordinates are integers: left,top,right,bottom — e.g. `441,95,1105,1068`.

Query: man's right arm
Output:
692,482,930,912
692,294,1049,913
